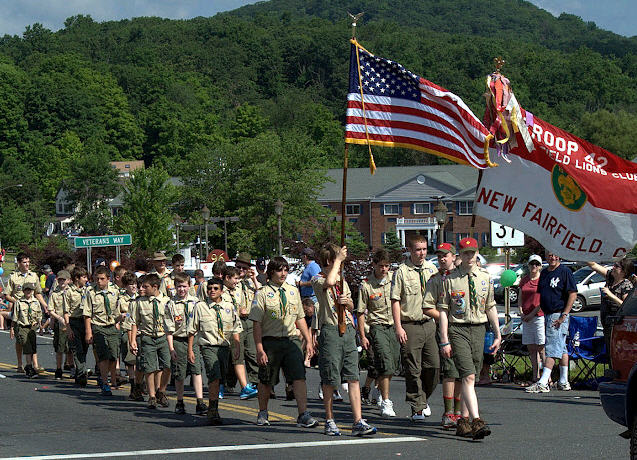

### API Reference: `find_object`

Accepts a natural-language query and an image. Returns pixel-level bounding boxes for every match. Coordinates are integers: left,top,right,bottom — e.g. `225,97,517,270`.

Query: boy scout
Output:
423,243,463,429
234,252,260,386
151,252,173,297
250,256,318,428
83,265,121,396
188,277,242,425
119,272,141,399
222,266,258,400
356,249,399,418
129,273,172,409
390,234,439,421
9,283,41,379
193,269,206,301
64,267,90,386
165,272,208,415
312,243,376,437
435,238,501,440
48,270,72,380
5,252,48,373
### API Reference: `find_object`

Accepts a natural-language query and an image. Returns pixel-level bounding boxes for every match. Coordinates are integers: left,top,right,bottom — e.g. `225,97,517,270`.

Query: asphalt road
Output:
0,329,628,460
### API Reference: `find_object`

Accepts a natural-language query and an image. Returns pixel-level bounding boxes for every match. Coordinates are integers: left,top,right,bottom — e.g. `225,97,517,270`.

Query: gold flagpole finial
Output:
348,12,364,39
494,56,506,74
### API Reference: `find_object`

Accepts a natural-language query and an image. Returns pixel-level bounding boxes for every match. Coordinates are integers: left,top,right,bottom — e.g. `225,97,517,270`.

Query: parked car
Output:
571,266,609,312
599,286,637,459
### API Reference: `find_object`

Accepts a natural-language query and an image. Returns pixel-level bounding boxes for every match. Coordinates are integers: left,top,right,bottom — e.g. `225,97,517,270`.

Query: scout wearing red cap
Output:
436,243,456,255
458,238,478,253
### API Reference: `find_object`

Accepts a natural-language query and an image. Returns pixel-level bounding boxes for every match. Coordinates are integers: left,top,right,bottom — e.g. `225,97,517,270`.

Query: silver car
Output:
571,266,608,312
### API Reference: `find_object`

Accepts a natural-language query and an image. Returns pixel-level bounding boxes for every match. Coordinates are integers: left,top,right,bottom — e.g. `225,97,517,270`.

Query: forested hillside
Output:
1,0,636,253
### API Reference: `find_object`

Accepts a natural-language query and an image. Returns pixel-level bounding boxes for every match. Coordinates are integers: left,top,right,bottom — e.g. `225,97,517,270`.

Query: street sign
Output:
490,221,524,247
74,234,132,249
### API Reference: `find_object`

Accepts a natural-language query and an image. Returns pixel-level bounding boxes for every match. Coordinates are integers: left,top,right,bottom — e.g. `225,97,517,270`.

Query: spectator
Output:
297,248,321,304
256,257,267,285
42,265,56,297
519,255,545,384
526,251,576,393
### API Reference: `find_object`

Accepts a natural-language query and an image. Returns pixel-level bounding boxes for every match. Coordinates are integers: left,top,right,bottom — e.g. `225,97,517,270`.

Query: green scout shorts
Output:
120,331,136,366
201,345,230,384
172,336,202,381
139,335,171,374
17,325,37,355
93,324,120,362
369,324,400,376
449,323,487,379
231,318,250,365
259,336,305,386
318,324,359,387
53,322,69,354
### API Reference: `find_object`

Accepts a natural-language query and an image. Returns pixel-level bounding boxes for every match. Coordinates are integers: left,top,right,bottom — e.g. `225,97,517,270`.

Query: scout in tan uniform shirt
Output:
235,252,261,386
9,283,41,378
422,243,463,429
312,243,376,437
129,273,172,409
150,252,173,297
188,277,242,425
48,270,72,380
118,272,142,401
64,267,90,386
165,271,208,416
356,249,399,418
5,252,48,373
249,256,317,428
436,238,501,440
390,234,439,421
82,265,121,396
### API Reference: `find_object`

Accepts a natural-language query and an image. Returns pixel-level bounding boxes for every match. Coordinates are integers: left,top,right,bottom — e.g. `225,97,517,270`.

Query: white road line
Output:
5,437,425,459
0,329,53,340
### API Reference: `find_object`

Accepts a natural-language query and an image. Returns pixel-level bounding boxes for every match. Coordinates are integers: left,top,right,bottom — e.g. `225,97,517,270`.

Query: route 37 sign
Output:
490,221,525,247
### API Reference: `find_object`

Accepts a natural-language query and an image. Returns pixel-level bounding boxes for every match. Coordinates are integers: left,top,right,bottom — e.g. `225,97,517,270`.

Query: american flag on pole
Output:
346,40,493,171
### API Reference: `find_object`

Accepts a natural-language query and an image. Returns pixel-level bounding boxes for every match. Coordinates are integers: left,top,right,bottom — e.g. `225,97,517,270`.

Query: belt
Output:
450,322,486,327
240,315,249,320
263,336,291,341
402,319,430,325
173,336,189,342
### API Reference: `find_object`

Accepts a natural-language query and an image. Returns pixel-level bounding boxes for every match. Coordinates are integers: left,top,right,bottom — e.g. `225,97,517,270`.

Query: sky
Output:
0,0,635,38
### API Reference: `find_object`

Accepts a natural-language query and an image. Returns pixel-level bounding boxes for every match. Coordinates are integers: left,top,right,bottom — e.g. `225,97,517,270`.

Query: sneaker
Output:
28,366,39,379
239,385,258,400
471,417,491,440
442,413,457,429
410,409,426,423
55,368,63,380
361,386,371,405
333,390,343,401
218,384,225,400
557,381,572,391
324,419,341,436
147,397,157,409
370,386,380,406
96,376,104,388
130,384,145,402
257,410,270,426
77,374,88,388
352,419,377,437
423,403,432,417
175,401,186,415
156,390,169,407
525,382,550,393
297,411,319,428
318,385,324,400
101,384,113,396
456,417,472,437
195,401,208,416
380,399,396,418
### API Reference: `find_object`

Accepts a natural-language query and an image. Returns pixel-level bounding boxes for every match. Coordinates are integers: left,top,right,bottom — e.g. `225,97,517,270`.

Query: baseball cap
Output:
57,270,71,280
301,247,315,258
42,264,52,273
528,255,542,265
23,282,36,291
458,237,479,253
435,243,456,255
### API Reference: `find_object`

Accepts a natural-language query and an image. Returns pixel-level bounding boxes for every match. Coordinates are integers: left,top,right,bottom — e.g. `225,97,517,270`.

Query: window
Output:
456,233,470,244
381,232,387,244
446,202,454,213
387,218,397,223
413,203,431,214
346,204,361,215
457,201,473,215
383,203,399,215
348,218,358,223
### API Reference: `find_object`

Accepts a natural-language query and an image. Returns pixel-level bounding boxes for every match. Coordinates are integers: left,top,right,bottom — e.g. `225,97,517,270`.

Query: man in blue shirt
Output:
297,248,321,303
526,251,576,393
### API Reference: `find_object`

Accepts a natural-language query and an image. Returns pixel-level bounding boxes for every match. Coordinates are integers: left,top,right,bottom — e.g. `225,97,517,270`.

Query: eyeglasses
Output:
207,286,222,291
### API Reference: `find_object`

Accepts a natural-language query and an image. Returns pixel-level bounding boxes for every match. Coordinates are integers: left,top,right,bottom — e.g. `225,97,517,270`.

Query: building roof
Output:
110,160,145,174
318,165,480,202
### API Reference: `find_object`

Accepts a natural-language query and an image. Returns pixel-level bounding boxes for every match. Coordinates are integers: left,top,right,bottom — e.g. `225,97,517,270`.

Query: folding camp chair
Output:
492,317,530,383
567,315,608,386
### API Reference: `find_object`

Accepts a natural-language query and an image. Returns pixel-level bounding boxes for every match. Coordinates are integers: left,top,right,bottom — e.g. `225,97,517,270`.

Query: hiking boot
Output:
257,410,270,426
130,384,145,402
175,400,186,415
525,382,550,393
208,403,222,426
442,412,457,429
156,390,169,407
297,411,319,428
471,417,491,440
324,418,341,436
456,417,472,437
55,368,63,380
195,401,208,416
147,397,157,409
380,399,396,418
352,419,377,437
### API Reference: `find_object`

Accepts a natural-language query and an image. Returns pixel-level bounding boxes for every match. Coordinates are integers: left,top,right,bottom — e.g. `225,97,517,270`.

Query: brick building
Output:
318,165,492,249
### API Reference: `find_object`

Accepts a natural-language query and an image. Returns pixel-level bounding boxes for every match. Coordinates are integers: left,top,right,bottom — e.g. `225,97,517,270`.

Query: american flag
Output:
346,42,492,169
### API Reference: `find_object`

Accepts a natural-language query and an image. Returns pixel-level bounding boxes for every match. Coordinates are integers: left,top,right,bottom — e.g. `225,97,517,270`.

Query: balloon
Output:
499,269,517,288
110,260,120,271
0,267,4,276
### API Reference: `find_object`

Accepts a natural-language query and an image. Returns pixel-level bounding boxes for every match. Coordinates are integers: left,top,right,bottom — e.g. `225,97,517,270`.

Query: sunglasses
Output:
207,286,222,291
529,262,541,267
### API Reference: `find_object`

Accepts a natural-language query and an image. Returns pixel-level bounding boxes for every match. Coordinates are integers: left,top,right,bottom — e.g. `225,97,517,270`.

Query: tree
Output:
0,200,32,248
116,167,179,252
382,230,403,262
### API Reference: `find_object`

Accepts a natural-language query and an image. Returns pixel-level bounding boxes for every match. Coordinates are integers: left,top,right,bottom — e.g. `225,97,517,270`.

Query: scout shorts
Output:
369,324,400,376
544,313,569,359
522,316,546,346
53,322,69,354
259,336,305,386
449,323,487,379
17,325,37,355
120,331,136,366
172,336,202,380
201,345,230,384
93,324,120,362
318,324,359,387
139,335,171,373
